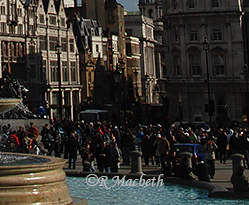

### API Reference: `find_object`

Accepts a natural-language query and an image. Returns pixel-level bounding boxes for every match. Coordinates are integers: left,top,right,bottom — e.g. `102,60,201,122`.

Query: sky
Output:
117,0,139,11
63,0,139,11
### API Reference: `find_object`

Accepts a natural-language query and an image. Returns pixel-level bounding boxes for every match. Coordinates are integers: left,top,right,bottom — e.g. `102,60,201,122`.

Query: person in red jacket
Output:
27,122,39,139
7,132,20,147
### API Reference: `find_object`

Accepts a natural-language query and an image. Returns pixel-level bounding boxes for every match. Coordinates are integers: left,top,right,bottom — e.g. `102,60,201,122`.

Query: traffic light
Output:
209,100,215,114
204,100,215,115
204,104,209,113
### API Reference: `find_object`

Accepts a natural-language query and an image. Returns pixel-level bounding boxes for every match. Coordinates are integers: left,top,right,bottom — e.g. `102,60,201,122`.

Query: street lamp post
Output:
120,61,126,124
243,64,249,127
113,65,122,123
133,70,139,100
27,66,31,109
203,37,212,123
55,42,62,121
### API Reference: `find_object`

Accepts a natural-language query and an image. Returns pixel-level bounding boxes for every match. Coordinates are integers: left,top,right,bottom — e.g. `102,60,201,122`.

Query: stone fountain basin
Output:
0,152,72,205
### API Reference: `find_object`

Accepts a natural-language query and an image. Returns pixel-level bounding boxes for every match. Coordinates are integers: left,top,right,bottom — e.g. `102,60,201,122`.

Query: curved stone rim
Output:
0,152,72,205
0,152,66,171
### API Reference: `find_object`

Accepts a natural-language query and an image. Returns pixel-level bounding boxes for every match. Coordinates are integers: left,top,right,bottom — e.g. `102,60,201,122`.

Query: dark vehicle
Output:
78,109,108,124
169,143,206,167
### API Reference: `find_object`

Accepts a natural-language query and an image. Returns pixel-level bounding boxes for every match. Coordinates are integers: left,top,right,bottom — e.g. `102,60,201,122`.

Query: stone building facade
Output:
125,14,158,104
0,0,81,120
36,0,81,121
162,0,246,124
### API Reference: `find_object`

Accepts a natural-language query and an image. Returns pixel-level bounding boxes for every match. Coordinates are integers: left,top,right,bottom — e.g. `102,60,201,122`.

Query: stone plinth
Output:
0,152,73,205
130,151,143,175
179,151,193,168
231,153,244,174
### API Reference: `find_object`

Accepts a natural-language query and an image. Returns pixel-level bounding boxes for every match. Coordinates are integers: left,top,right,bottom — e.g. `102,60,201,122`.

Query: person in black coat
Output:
194,156,210,182
141,134,151,165
68,132,80,169
216,128,228,164
96,141,111,172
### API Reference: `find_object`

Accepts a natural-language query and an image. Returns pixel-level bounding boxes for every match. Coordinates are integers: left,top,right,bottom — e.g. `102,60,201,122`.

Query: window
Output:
17,24,23,34
39,14,45,24
49,36,57,51
18,43,24,58
49,16,56,25
172,0,177,10
29,45,35,59
158,7,163,18
71,62,76,82
212,25,222,41
188,0,195,8
29,25,35,36
61,37,67,52
62,61,68,82
107,10,114,22
212,54,225,75
96,44,99,53
61,17,66,27
188,48,201,76
41,60,46,82
189,26,198,42
0,22,6,33
17,8,22,17
51,61,58,82
212,0,219,7
69,39,74,52
39,36,47,50
172,26,179,42
0,6,5,15
148,9,153,18
173,53,181,75
9,25,15,34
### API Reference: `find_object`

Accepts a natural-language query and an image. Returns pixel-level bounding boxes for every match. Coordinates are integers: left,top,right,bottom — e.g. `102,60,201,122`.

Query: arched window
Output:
172,48,181,76
188,47,201,76
148,9,153,18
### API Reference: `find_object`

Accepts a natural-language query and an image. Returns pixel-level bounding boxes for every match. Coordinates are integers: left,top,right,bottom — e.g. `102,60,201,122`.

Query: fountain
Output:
0,152,73,205
0,73,76,204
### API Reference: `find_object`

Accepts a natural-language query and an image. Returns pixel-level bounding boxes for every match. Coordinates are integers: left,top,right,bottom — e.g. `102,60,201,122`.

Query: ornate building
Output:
162,0,246,124
125,14,157,104
35,0,81,121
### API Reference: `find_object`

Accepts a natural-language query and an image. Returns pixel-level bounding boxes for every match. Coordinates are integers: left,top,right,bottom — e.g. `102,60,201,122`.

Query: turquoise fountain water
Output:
66,177,248,205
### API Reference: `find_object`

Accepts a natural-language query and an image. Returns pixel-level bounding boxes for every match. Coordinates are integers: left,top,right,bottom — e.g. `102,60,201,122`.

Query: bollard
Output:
130,150,143,175
231,153,244,174
179,151,193,168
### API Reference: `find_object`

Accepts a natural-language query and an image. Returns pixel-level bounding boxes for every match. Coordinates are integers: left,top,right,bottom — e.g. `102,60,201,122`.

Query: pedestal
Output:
130,151,143,175
231,153,244,174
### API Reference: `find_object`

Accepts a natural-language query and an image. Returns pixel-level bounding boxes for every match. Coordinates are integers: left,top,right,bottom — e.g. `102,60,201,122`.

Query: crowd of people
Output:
1,120,249,181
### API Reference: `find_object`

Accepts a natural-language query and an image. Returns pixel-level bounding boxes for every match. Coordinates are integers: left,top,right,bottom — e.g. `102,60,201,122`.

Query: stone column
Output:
231,153,244,174
179,151,193,168
130,150,143,175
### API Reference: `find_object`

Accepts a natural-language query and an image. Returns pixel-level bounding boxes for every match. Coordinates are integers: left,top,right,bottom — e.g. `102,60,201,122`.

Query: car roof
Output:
171,143,201,147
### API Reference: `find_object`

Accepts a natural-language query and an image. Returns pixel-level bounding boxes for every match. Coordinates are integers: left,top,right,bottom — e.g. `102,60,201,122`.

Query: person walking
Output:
136,127,144,151
203,139,218,179
141,134,151,165
68,132,80,169
27,122,39,139
216,128,228,164
157,135,170,169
